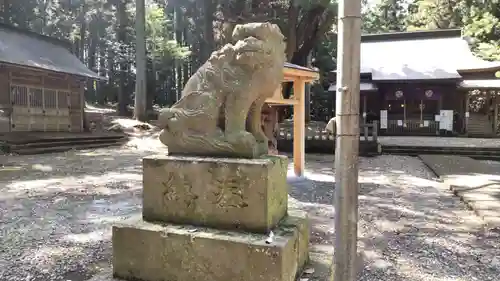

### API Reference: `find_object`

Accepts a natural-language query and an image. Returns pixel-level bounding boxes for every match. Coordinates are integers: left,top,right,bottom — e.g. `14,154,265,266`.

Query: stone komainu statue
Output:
158,22,286,158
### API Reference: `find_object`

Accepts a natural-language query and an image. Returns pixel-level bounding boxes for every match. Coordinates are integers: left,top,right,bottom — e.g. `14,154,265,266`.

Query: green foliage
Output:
406,0,464,30
1,0,498,113
363,0,407,33
294,0,337,10
405,0,500,61
463,11,500,61
146,3,190,65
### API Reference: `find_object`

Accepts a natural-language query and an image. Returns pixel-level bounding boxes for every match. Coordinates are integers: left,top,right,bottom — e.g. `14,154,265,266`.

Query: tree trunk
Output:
79,3,87,61
202,0,216,62
146,59,155,113
174,4,183,99
97,38,107,104
286,4,299,60
134,0,148,121
1,0,10,24
183,23,190,85
117,0,129,116
168,64,177,105
107,47,115,103
86,18,98,102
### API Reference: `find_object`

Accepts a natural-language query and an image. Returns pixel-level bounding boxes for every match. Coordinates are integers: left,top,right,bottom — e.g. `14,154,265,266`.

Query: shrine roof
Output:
0,23,102,80
283,62,319,82
333,29,500,81
284,62,317,72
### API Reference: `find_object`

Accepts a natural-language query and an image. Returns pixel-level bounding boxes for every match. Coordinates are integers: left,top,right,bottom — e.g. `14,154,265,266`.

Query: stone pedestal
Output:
142,155,288,233
112,155,311,281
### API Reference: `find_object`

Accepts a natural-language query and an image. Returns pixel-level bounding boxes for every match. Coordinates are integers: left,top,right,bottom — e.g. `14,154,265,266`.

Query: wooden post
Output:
334,0,362,279
486,90,492,134
403,99,406,129
494,93,498,136
373,120,378,142
363,94,367,124
438,95,443,135
293,80,306,177
465,93,469,135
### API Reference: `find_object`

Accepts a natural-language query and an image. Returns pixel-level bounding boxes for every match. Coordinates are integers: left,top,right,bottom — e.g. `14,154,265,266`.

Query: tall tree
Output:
363,0,408,33
134,0,147,121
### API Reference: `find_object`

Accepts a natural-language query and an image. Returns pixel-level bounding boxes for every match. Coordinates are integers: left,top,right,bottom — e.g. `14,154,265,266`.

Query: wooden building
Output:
0,23,102,133
329,29,500,137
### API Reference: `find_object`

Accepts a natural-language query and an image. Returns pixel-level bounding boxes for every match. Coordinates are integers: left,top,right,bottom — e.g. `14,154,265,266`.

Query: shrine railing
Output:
278,120,378,143
385,119,439,135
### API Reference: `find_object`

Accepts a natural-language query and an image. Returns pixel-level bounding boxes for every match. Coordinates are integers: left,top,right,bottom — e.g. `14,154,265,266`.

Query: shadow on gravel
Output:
0,150,144,182
0,148,147,281
287,155,500,281
1,181,143,281
1,153,500,281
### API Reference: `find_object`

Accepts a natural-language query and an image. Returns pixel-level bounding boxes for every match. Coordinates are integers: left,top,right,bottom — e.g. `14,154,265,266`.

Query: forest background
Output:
2,0,498,121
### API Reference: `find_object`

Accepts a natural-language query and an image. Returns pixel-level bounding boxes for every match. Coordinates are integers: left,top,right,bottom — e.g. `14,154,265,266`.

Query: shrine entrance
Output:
383,87,442,135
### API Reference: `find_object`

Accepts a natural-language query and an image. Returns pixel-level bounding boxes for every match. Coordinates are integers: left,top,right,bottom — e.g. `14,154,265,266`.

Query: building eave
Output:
328,82,378,92
459,79,500,89
457,65,500,73
283,62,319,82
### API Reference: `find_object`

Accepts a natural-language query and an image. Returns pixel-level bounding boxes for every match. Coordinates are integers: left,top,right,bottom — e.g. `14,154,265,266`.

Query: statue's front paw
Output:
254,131,268,143
255,140,269,156
225,131,260,157
159,129,173,147
226,131,256,147
159,110,180,129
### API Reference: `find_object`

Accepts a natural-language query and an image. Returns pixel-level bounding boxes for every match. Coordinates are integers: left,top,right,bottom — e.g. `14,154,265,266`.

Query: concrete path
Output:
419,154,500,227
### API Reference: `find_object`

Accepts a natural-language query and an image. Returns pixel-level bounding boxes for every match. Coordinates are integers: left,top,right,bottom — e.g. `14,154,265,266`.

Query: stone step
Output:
7,136,126,149
382,146,500,158
468,129,493,136
0,132,127,154
0,134,125,145
7,139,126,155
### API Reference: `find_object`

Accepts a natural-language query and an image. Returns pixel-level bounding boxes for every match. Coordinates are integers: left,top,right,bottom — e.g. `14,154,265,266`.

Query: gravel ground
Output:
1,145,499,281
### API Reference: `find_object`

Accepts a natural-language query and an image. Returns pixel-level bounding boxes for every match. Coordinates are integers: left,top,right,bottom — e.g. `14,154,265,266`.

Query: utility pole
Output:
134,0,147,121
333,0,362,279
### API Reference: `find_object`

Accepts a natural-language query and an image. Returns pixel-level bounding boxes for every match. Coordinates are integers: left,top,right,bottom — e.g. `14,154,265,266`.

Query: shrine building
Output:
329,29,500,137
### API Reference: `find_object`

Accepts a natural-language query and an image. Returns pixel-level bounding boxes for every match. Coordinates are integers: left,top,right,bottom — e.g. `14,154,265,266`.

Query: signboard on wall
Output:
446,110,454,131
439,110,453,131
380,110,387,129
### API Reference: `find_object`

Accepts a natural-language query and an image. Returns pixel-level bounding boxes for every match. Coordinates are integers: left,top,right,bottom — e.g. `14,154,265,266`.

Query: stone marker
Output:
112,22,311,281
142,155,288,233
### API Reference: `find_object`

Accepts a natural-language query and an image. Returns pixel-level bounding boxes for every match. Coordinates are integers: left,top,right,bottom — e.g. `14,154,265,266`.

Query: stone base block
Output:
142,155,288,233
112,211,310,281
